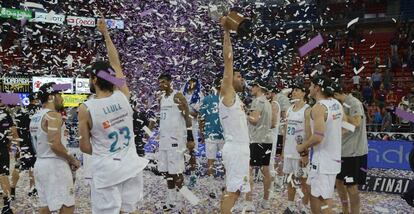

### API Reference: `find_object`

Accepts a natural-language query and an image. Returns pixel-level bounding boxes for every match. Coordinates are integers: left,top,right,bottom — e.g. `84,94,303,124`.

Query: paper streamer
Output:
0,93,21,105
53,83,72,91
298,33,324,57
342,121,356,132
97,70,126,87
179,186,200,206
354,66,365,75
347,17,359,28
142,126,153,136
395,108,414,123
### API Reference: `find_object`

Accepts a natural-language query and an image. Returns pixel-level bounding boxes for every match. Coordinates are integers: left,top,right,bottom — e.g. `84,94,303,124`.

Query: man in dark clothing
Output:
11,93,40,200
133,109,151,157
0,102,19,213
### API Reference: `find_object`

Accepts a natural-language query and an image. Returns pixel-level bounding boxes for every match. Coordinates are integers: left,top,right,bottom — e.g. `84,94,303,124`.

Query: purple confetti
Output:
298,33,324,57
0,93,21,105
53,83,72,91
97,70,126,87
395,108,414,123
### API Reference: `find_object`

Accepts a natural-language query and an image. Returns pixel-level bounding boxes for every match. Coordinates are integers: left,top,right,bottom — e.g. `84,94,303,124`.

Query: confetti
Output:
298,33,324,57
347,17,359,28
395,108,414,123
97,70,126,87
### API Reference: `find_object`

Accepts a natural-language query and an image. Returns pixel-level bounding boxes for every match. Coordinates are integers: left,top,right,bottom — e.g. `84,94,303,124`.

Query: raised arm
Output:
220,18,235,107
97,17,130,99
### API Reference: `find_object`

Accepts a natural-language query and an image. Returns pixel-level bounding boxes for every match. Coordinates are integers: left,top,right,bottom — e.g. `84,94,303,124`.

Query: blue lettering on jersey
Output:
103,103,123,115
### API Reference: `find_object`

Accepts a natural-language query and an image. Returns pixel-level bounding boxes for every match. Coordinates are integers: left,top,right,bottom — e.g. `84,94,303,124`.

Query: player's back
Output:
84,90,148,189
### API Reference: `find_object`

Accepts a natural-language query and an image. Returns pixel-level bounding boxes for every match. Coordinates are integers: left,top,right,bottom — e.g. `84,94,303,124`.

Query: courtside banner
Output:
0,7,32,20
66,16,95,27
75,78,90,94
32,77,74,93
61,94,88,107
359,175,412,195
368,140,413,170
105,19,124,29
33,12,65,24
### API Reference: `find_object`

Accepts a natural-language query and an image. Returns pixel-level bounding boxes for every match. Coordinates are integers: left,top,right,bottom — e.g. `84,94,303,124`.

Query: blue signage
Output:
368,140,413,170
18,93,30,106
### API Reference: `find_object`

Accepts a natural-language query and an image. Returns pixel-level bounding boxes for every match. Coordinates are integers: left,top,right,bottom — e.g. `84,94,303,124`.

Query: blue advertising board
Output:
368,140,413,170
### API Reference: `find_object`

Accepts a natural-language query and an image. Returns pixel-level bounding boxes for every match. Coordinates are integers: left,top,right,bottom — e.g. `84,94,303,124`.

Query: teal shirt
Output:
199,94,224,140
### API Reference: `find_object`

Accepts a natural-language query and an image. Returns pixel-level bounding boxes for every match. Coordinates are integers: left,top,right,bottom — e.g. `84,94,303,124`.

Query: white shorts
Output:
283,157,301,174
222,144,250,193
306,171,336,199
91,172,143,214
205,139,224,160
34,158,75,211
157,150,185,174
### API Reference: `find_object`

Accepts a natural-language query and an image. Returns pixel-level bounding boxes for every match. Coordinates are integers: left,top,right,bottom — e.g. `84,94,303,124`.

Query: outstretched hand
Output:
97,13,108,34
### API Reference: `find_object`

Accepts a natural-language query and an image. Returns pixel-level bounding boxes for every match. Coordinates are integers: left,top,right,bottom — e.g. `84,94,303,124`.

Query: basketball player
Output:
199,78,224,198
265,85,282,192
30,82,80,214
333,83,368,214
11,93,40,200
78,18,148,213
219,17,250,214
0,102,19,213
158,73,193,211
283,82,311,213
296,76,343,214
245,80,273,211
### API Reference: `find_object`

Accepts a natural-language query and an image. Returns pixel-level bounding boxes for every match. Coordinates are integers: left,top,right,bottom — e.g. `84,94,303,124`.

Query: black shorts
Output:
15,150,36,171
0,148,10,176
250,143,272,166
276,135,284,155
336,154,368,185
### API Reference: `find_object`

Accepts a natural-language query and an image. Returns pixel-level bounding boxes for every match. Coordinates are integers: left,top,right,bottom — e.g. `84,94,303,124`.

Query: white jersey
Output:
159,90,187,150
218,94,249,146
30,109,64,159
310,99,343,174
83,90,148,189
284,103,309,159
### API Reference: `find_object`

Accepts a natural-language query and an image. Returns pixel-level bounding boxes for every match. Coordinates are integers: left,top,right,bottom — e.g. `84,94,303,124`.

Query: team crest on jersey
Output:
103,121,111,129
295,135,303,144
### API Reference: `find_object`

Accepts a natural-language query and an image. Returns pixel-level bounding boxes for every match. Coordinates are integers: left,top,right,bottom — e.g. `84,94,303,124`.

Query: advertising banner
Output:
75,78,90,94
0,76,31,92
32,77,73,93
105,19,124,29
359,175,412,195
18,93,30,106
368,140,413,170
66,16,96,27
33,12,65,24
61,94,88,107
0,7,32,20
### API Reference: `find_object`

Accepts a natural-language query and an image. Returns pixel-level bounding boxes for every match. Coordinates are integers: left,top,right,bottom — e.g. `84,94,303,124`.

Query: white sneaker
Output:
243,201,256,212
261,200,270,209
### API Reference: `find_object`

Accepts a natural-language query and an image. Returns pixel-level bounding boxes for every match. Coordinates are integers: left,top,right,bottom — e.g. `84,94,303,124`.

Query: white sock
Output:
167,189,176,205
287,201,295,210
